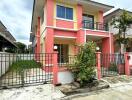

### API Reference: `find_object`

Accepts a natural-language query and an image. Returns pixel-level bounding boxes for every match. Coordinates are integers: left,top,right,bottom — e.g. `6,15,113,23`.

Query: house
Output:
30,0,114,83
0,21,16,52
30,0,114,58
104,8,132,52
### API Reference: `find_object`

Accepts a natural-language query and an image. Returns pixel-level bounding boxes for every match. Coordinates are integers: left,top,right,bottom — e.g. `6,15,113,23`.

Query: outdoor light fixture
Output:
54,45,58,50
96,47,100,51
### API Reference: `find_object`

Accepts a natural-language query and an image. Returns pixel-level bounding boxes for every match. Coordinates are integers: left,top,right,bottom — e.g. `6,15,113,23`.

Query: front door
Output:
54,44,69,63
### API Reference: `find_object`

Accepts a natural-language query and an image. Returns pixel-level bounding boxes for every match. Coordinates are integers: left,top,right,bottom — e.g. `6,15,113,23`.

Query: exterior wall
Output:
58,71,74,84
35,0,114,55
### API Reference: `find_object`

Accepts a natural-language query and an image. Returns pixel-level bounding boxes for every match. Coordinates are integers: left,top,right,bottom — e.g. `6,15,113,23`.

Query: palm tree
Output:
111,10,132,53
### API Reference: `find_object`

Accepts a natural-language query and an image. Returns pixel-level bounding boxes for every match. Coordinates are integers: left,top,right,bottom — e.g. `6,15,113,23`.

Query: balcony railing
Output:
83,20,109,31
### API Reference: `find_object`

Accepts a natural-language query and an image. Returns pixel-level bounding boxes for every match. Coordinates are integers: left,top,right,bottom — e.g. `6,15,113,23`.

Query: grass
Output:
9,60,42,72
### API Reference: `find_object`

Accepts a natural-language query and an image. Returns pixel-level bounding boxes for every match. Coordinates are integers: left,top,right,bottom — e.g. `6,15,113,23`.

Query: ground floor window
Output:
54,44,69,63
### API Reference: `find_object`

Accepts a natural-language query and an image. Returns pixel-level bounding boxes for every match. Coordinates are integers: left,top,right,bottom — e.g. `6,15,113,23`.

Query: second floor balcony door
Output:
83,14,94,29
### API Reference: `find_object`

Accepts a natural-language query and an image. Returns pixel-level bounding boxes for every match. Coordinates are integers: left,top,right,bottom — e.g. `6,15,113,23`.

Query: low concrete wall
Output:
17,54,34,60
0,52,16,77
58,71,74,84
0,53,34,77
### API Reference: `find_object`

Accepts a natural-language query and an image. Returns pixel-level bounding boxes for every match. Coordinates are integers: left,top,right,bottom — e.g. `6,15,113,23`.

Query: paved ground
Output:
71,83,132,100
70,76,132,100
0,84,65,100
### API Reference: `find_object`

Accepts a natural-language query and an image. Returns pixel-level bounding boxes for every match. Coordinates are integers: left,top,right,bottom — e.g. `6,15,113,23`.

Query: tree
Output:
71,42,96,86
15,42,26,53
111,10,132,53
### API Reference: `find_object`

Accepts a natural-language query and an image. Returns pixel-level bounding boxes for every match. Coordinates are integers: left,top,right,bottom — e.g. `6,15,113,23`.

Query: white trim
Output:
46,26,78,31
54,35,76,39
82,28,109,33
56,17,74,22
86,33,109,37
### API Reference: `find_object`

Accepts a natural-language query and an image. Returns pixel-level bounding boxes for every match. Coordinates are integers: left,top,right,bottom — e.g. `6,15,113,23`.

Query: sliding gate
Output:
0,53,53,89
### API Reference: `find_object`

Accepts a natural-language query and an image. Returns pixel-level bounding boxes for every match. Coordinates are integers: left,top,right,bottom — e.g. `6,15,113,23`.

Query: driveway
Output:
70,76,132,100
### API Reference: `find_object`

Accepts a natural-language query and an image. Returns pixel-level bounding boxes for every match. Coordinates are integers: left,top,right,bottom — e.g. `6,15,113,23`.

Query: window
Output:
83,14,94,29
57,5,73,20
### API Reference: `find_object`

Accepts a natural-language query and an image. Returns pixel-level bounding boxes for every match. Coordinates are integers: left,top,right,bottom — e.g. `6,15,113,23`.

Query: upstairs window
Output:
57,5,73,20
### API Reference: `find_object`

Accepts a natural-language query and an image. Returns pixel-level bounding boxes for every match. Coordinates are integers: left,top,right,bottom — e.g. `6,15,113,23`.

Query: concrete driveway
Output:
71,77,132,100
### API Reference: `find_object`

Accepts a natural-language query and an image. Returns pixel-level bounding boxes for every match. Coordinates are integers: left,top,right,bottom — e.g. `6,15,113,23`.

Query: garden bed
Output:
57,79,109,96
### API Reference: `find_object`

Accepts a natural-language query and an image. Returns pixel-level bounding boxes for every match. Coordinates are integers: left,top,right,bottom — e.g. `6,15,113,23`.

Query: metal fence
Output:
0,53,53,89
101,53,125,77
58,55,77,67
83,20,108,31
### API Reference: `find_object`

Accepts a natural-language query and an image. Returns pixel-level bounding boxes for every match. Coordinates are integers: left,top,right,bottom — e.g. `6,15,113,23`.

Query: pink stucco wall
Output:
56,19,74,29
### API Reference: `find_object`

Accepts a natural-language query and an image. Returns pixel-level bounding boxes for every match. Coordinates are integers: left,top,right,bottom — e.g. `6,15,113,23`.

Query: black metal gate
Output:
0,53,53,89
101,53,125,77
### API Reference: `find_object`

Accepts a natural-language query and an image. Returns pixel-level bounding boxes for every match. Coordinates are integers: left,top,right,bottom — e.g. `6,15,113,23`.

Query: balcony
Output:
83,20,109,31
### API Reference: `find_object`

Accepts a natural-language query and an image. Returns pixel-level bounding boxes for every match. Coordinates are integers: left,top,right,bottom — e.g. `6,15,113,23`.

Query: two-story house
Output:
104,8,132,52
30,0,114,64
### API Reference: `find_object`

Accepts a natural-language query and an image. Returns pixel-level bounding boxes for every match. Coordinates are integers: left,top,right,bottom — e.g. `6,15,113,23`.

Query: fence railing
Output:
101,53,125,77
83,20,109,31
58,55,77,67
0,53,53,89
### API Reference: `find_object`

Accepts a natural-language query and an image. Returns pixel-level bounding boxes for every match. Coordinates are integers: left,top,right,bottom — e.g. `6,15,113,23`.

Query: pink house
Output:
30,0,115,84
30,0,114,57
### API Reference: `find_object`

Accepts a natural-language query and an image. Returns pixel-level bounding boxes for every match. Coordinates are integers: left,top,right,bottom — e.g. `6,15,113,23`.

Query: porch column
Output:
45,0,54,53
76,4,85,53
45,28,54,53
102,34,114,54
53,51,59,85
36,17,40,54
125,52,130,76
96,52,101,80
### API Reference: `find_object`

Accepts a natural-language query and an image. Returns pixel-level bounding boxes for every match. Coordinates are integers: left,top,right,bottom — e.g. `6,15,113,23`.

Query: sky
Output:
0,0,132,45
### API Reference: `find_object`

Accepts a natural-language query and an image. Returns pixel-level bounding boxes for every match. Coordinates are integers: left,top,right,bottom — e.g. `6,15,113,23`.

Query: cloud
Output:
93,0,132,11
0,0,131,45
0,0,33,45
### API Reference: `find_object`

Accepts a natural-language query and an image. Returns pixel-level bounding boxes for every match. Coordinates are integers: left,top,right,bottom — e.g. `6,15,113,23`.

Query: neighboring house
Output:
0,21,16,52
104,8,132,52
30,0,114,63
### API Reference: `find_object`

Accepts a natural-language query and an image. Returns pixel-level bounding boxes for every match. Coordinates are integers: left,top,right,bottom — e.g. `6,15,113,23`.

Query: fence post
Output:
53,51,59,85
96,52,101,80
124,52,130,76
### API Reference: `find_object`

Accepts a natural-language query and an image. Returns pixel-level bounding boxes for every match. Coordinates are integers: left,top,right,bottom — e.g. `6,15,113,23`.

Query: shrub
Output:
10,60,42,72
108,63,118,72
71,42,96,86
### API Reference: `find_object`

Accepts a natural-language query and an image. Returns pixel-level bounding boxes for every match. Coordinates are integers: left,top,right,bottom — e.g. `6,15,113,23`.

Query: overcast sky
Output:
0,0,132,45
